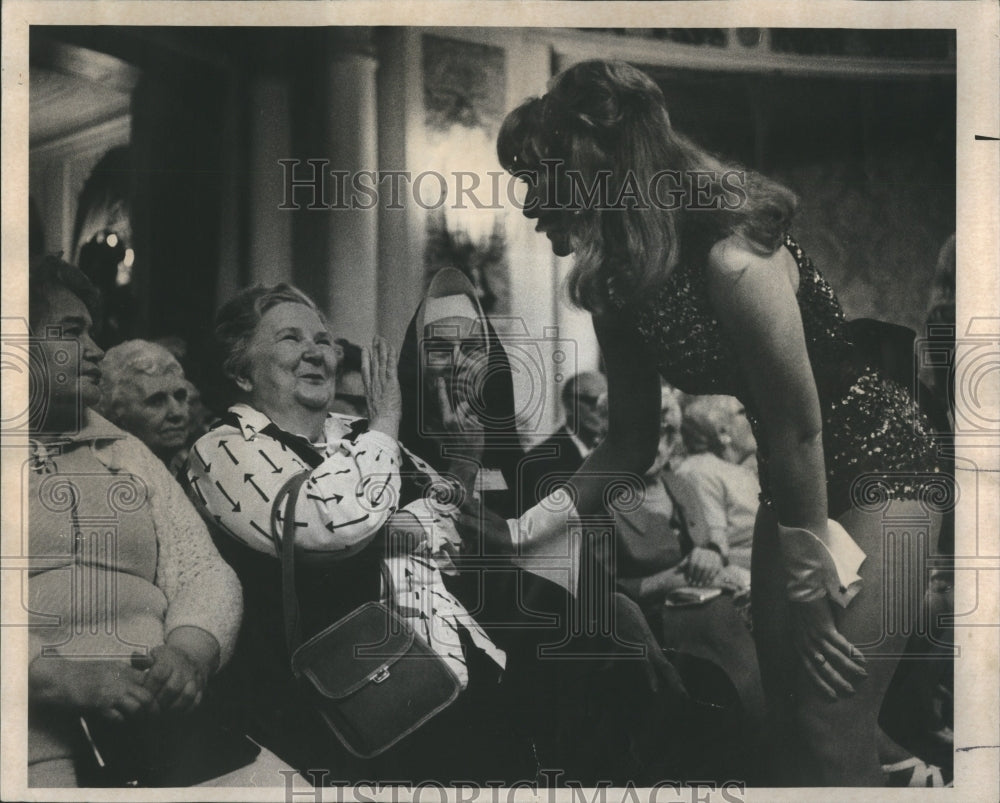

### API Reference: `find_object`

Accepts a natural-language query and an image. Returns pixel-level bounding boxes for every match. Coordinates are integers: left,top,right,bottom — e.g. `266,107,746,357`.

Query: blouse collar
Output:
227,403,357,450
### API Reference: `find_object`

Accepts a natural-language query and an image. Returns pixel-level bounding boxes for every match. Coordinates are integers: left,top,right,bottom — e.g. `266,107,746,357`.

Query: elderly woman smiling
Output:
186,283,515,781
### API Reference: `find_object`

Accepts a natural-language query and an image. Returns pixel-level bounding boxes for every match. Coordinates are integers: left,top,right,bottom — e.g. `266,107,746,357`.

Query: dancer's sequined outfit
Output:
612,234,943,516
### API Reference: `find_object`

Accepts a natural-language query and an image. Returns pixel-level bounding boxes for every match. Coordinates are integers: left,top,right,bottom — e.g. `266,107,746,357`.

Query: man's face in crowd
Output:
568,372,608,446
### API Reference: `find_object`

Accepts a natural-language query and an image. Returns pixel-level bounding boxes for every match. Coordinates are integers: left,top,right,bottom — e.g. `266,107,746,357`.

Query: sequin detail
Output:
624,234,943,516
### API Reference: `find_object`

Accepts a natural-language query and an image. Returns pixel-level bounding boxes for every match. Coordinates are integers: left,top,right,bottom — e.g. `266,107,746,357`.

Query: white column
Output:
325,37,379,345
248,76,293,287
376,28,425,351
503,34,599,441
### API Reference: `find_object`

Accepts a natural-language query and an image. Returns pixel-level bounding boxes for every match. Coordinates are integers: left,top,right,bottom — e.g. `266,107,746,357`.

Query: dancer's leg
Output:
753,501,941,785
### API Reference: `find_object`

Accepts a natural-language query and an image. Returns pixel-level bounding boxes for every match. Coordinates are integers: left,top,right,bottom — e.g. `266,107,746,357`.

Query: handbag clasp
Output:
371,667,391,684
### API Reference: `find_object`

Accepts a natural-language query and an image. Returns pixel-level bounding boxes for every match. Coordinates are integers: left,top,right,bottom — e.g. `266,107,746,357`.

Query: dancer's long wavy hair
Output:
498,60,797,313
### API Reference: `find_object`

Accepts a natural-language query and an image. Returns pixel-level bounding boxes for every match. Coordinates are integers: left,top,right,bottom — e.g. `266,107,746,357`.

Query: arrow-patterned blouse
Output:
185,403,504,686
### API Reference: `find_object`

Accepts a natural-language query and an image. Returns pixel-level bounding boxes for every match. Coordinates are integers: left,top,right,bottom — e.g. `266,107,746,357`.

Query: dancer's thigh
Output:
753,500,941,668
752,500,942,784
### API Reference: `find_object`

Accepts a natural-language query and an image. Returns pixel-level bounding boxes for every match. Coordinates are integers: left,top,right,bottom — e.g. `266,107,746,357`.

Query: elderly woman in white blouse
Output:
186,283,521,782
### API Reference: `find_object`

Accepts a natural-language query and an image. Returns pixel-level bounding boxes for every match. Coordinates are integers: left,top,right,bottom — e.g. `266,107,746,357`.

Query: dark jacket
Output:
516,426,587,515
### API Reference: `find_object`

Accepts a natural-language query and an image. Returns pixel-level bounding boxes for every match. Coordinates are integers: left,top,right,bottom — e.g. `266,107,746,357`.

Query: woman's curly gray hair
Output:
212,283,324,394
96,340,183,418
680,395,738,457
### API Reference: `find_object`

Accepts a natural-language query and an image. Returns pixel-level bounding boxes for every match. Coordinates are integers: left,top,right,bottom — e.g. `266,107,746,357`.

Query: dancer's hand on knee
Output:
790,597,868,701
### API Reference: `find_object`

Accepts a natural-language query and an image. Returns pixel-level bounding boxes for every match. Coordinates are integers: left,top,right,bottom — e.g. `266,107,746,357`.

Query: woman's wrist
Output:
777,519,866,607
369,414,400,441
165,626,221,677
700,541,729,567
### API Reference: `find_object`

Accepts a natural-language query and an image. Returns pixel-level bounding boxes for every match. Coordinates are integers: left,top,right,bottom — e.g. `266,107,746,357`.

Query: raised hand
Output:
362,336,403,439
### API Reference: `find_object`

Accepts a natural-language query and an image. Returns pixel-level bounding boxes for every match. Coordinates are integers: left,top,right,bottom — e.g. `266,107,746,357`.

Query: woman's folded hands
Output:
30,654,156,721
132,626,220,718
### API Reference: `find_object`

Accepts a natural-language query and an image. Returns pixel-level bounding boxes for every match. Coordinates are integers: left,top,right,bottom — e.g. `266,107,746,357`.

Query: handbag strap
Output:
272,470,312,654
271,470,396,655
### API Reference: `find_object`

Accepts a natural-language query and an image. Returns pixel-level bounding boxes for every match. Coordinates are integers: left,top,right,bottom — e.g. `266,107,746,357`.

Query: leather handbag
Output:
272,472,462,758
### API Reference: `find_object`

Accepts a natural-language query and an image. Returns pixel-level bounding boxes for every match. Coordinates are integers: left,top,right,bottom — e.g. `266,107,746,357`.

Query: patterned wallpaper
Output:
775,147,955,335
650,68,956,335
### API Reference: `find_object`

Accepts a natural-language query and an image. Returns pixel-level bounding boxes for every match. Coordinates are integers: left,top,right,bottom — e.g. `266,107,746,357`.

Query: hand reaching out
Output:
454,496,513,555
363,336,403,439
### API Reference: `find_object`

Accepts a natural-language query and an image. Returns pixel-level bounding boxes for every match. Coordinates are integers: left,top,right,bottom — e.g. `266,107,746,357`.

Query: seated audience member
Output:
676,396,759,572
154,336,223,440
610,386,738,600
97,339,193,474
518,370,608,514
397,268,523,518
328,337,367,417
24,257,282,787
602,386,764,775
652,384,688,468
186,282,530,784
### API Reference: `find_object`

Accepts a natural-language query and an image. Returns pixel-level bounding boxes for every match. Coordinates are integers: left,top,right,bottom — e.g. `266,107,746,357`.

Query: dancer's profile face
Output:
520,166,576,258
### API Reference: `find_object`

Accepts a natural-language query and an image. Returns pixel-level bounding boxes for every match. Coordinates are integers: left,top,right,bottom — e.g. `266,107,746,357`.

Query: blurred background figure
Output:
652,384,687,471
605,385,764,772
677,396,759,572
97,339,193,473
610,385,718,600
517,370,608,514
329,338,368,418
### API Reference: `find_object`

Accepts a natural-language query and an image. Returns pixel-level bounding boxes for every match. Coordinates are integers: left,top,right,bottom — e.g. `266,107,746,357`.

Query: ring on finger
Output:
814,652,826,665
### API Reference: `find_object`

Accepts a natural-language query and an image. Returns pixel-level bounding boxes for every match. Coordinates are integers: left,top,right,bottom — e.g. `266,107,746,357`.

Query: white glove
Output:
507,492,583,598
778,519,866,607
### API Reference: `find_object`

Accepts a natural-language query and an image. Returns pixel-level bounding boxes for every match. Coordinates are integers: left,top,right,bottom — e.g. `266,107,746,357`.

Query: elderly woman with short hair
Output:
26,257,245,787
97,339,192,471
186,282,524,782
